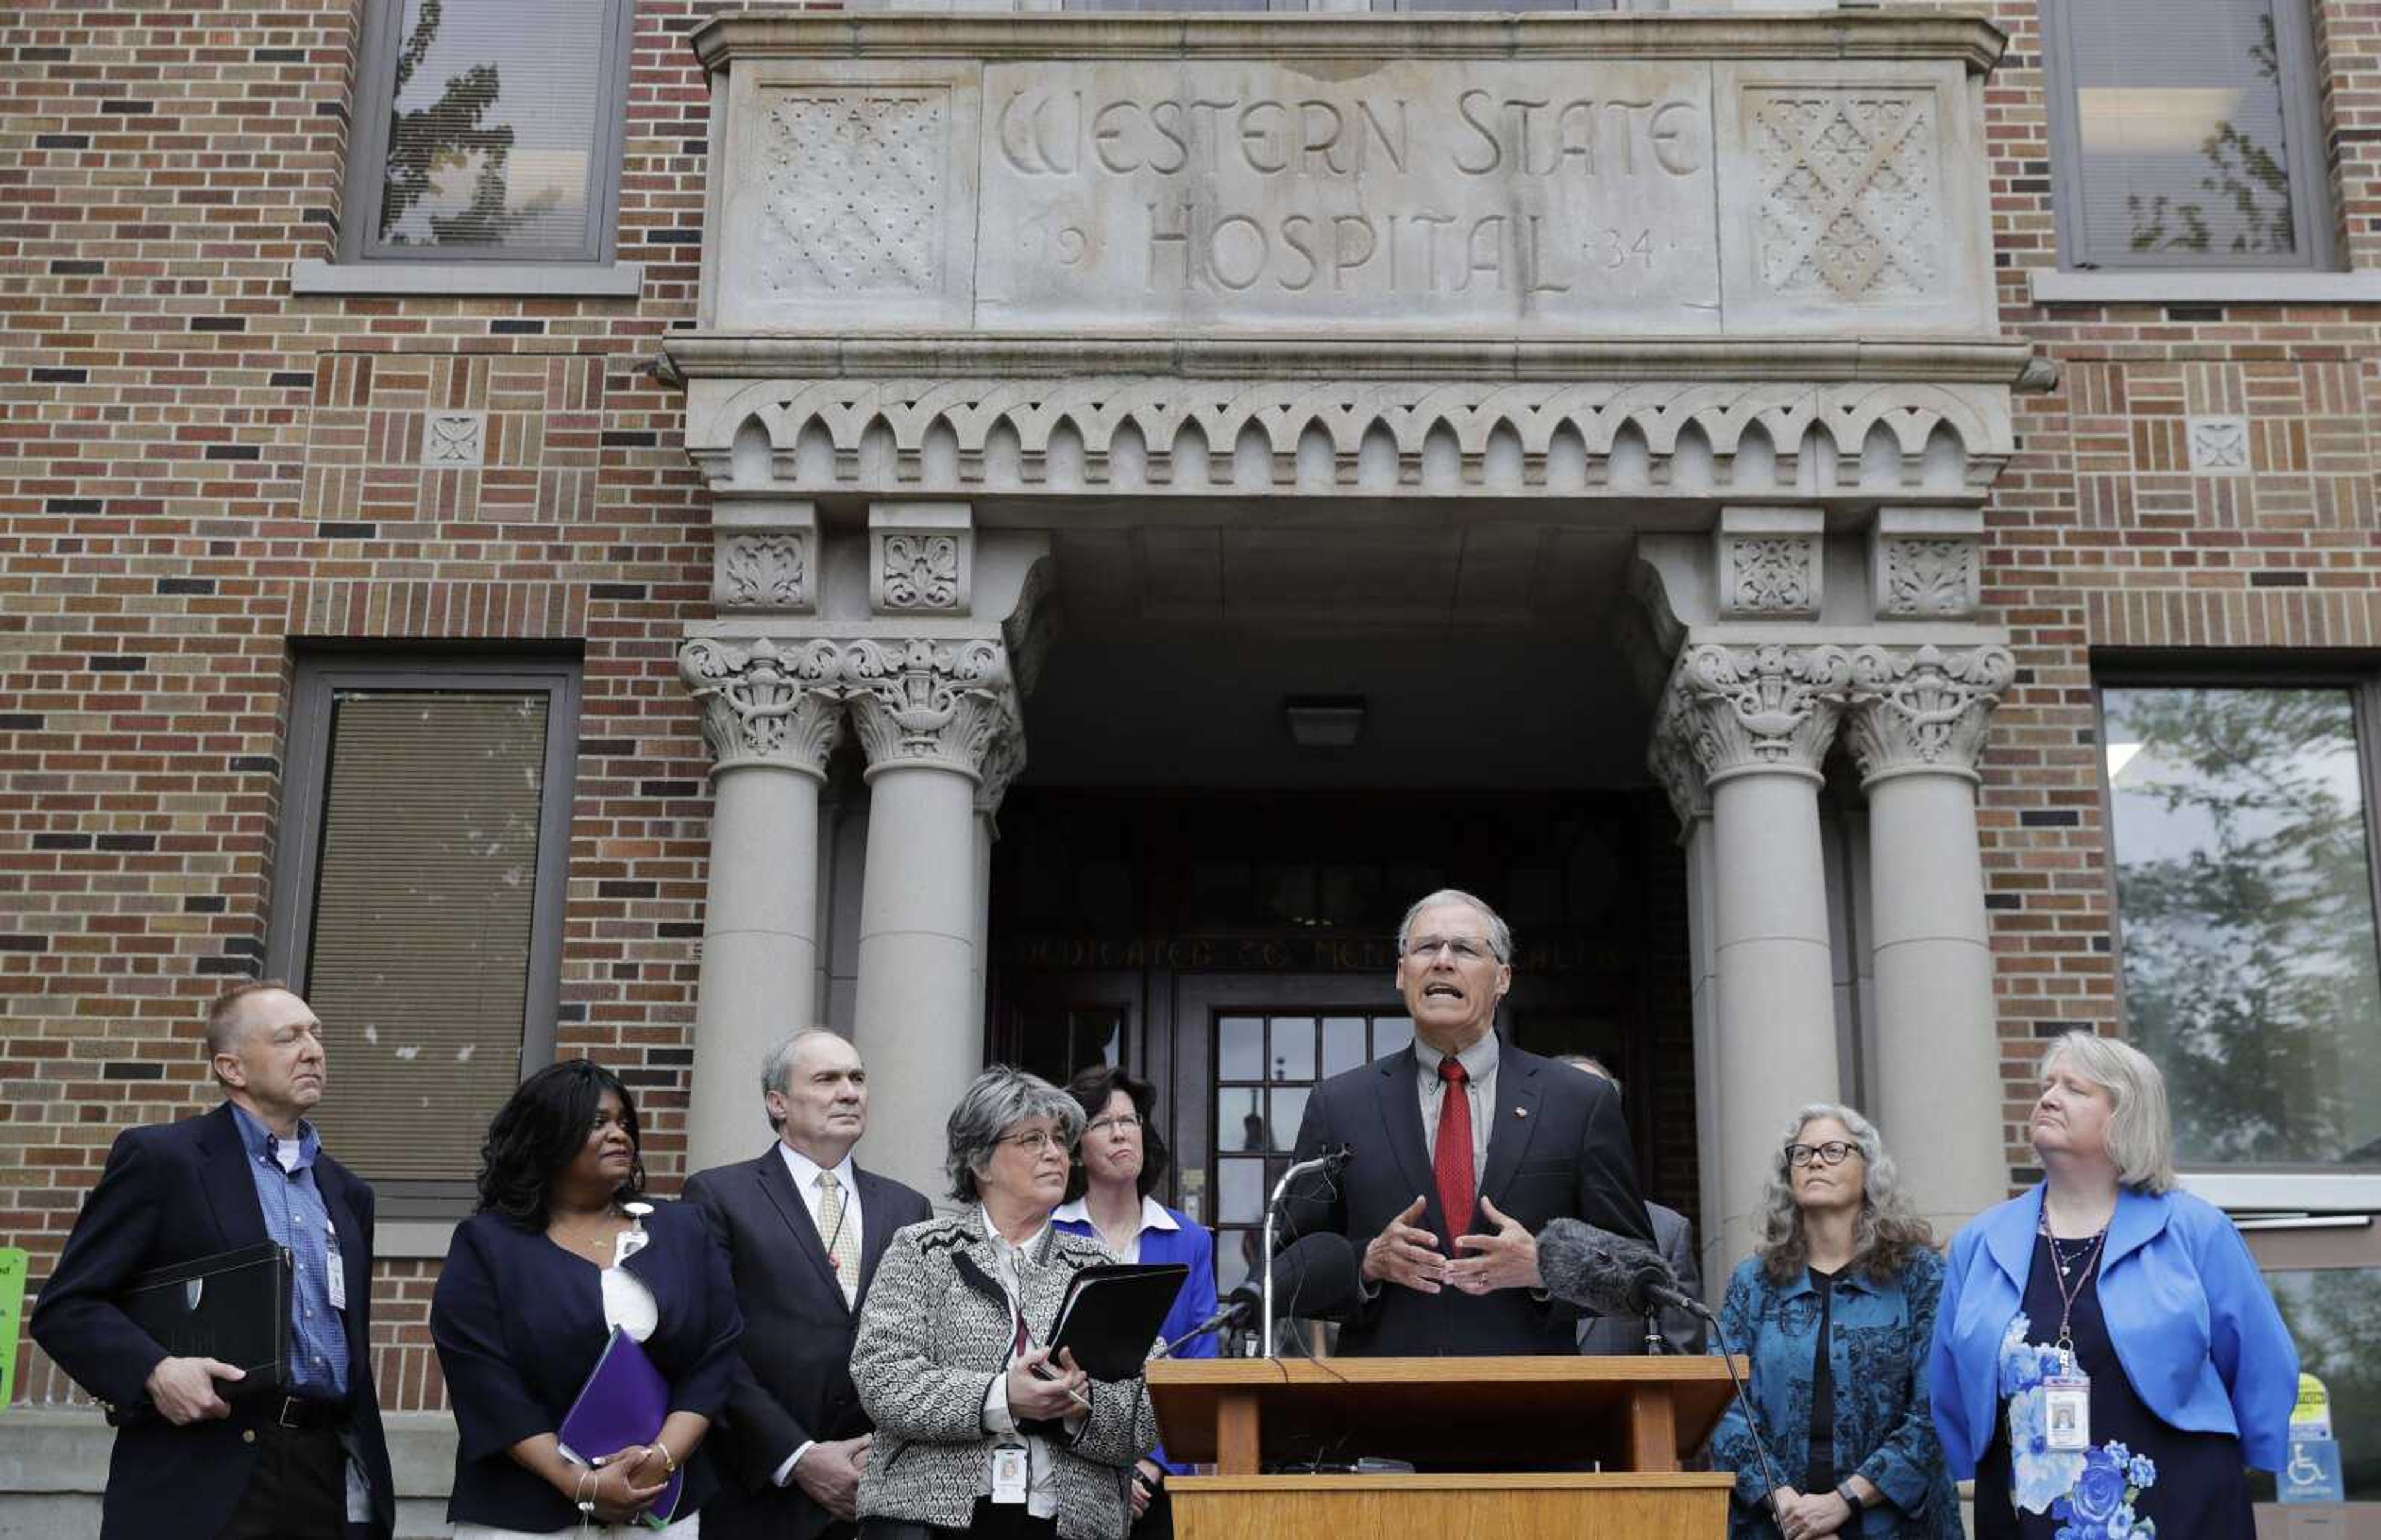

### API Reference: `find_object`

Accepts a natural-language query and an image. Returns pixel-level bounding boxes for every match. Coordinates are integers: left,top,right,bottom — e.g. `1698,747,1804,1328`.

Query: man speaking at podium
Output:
1275,889,1654,1356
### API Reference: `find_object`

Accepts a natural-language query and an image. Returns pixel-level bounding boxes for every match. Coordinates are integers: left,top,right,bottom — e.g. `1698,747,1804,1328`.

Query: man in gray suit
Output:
1558,1056,1706,1357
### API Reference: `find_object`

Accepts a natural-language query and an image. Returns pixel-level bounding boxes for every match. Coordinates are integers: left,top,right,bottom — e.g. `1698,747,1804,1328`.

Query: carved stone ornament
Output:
841,636,1014,780
879,531,962,611
974,714,1027,816
685,373,2016,502
1835,642,2015,784
1877,536,1978,619
1667,642,1854,784
1751,90,1942,303
678,636,845,776
716,531,812,613
1646,709,1713,828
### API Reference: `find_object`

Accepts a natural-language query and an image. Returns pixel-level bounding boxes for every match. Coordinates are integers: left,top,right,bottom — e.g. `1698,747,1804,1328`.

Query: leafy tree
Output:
376,0,556,247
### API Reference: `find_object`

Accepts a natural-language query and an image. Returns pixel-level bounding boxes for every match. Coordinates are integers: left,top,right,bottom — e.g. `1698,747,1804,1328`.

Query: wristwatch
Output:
1834,1480,1862,1511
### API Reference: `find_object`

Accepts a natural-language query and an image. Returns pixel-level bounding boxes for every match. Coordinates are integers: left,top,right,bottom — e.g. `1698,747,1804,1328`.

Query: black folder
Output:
121,1242,290,1401
1047,1262,1190,1382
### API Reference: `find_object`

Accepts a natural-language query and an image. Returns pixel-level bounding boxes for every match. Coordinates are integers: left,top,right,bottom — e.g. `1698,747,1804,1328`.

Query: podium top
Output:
1146,1355,1745,1470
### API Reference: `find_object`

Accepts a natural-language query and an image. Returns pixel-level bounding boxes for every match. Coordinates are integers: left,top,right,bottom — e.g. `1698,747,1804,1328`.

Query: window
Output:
1212,1010,1413,1298
2099,679,2381,1175
267,655,580,1213
339,0,635,265
2042,0,2333,271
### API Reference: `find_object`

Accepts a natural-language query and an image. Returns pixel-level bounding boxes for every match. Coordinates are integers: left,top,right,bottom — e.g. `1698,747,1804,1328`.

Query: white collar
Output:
778,1141,857,1195
980,1204,1049,1260
1052,1193,1179,1237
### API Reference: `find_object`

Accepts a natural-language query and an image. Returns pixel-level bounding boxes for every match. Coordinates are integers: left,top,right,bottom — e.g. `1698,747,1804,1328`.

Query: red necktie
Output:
1434,1057,1474,1254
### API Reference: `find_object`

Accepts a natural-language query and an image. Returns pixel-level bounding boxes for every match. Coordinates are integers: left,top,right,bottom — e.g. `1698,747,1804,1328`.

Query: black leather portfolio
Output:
122,1241,290,1398
1048,1262,1191,1382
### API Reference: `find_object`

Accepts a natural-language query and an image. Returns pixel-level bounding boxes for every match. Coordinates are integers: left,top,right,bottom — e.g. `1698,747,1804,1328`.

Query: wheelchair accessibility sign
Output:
2282,1438,2344,1503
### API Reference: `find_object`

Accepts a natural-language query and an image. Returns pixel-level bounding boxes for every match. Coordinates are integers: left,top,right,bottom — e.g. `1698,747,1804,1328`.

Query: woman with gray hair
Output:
1709,1104,1956,1540
1930,1031,2299,1540
849,1066,1156,1540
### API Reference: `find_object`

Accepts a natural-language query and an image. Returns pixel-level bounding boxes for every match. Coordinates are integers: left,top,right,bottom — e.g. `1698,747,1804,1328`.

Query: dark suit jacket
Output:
1576,1201,1707,1356
1278,1040,1654,1357
29,1101,396,1540
430,1200,742,1531
685,1148,931,1540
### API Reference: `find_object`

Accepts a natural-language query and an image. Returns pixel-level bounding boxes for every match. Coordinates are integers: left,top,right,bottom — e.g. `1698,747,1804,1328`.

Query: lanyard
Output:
2036,1209,2108,1362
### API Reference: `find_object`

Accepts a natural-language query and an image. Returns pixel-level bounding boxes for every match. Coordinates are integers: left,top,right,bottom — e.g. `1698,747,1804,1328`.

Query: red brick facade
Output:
6,0,2379,1419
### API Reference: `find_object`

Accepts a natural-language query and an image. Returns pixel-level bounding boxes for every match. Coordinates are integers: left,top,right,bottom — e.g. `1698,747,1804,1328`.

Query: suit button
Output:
241,1430,256,1445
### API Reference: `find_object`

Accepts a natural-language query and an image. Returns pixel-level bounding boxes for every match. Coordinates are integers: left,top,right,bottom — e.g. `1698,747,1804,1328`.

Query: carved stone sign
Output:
704,20,1996,342
976,61,1719,333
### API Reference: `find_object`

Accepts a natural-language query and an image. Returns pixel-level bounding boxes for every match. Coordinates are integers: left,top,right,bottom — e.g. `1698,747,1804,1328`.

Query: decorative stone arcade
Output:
665,11,2039,1268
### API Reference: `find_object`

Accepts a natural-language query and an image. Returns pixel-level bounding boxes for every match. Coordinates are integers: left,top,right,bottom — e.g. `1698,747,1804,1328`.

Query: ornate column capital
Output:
1647,706,1713,829
679,635,845,777
1835,642,2015,785
841,635,1020,782
1659,641,1853,789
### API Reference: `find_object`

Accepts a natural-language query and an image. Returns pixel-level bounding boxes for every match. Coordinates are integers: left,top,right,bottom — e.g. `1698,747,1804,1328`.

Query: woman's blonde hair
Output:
2038,1030,2177,1194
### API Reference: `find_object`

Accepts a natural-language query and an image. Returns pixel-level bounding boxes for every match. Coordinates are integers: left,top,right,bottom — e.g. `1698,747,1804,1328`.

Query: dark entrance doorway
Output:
987,789,1696,1298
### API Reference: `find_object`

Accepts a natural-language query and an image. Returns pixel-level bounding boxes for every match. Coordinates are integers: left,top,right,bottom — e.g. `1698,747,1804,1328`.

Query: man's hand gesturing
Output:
1360,1195,1447,1294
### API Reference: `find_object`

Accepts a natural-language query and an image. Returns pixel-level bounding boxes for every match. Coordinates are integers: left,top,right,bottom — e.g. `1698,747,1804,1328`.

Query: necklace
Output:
2035,1208,2108,1360
551,1205,623,1257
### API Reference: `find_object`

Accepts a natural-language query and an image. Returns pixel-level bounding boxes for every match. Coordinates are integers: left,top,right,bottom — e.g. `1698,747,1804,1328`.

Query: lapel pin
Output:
1515,1107,1528,1118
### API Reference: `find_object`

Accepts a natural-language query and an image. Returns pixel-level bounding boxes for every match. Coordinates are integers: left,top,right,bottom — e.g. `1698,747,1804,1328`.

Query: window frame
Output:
337,0,637,267
2041,0,2336,273
266,652,582,1216
2093,655,2381,1213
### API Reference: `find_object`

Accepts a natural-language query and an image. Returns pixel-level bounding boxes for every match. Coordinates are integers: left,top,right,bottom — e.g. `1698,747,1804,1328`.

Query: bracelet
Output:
574,1469,597,1515
649,1441,678,1476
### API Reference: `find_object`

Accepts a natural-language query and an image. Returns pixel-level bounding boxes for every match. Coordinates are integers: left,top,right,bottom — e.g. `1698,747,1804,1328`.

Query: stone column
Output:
1656,642,1851,1268
1649,727,1724,1301
678,637,845,1177
970,728,1025,1040
1838,642,2015,1238
844,636,1020,1203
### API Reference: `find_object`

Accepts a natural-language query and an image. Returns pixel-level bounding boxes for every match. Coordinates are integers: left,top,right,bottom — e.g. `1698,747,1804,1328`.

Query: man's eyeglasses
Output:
1403,935,1497,963
1087,1113,1144,1138
1785,1140,1858,1168
998,1129,1070,1154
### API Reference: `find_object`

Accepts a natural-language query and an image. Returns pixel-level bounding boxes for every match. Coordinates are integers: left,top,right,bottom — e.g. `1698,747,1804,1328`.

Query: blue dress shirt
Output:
228,1102,348,1399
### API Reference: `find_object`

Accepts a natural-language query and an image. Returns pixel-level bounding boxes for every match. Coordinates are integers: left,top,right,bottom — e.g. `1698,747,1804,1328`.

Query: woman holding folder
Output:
851,1066,1158,1540
432,1060,742,1538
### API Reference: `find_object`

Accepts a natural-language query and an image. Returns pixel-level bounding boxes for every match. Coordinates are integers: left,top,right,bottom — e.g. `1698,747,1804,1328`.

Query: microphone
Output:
1152,1233,1359,1359
1536,1219,1712,1322
1259,1146,1357,1354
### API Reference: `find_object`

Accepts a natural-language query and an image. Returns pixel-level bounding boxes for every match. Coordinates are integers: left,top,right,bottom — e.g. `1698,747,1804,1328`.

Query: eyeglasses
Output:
1087,1113,1144,1138
997,1129,1070,1154
1402,935,1498,963
1786,1141,1858,1168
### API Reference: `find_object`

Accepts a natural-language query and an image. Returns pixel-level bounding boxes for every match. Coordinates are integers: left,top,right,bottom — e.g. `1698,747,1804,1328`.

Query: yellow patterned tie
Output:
817,1170,860,1308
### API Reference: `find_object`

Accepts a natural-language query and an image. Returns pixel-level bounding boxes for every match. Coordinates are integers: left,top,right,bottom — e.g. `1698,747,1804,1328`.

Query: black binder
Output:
1047,1262,1190,1381
121,1242,290,1401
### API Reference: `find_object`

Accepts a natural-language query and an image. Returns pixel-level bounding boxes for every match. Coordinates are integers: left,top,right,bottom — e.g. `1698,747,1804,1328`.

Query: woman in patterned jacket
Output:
851,1067,1158,1540
1709,1104,1957,1540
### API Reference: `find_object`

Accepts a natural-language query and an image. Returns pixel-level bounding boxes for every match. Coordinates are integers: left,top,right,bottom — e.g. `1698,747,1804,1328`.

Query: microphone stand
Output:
1259,1151,1339,1356
1705,1309,1791,1528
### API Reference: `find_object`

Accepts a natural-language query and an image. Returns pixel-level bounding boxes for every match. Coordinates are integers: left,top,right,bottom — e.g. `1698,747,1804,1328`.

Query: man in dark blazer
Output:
1278,890,1654,1357
1559,1056,1708,1357
31,980,396,1540
685,1027,931,1540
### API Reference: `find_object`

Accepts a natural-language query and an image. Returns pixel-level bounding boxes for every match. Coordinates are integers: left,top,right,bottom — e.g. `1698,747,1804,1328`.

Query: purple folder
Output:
556,1327,683,1528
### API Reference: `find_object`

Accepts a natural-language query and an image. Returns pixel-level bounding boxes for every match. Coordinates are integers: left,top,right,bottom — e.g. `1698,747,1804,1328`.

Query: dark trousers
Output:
858,1500,1062,1540
215,1422,346,1540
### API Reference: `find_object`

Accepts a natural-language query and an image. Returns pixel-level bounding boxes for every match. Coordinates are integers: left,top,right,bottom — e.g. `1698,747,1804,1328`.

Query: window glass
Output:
2051,0,2317,265
2263,1268,2376,1498
303,691,550,1179
2104,686,2381,1167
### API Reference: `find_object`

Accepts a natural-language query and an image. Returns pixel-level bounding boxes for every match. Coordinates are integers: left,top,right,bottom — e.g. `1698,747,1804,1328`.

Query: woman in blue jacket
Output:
1930,1031,2299,1539
1052,1064,1216,1535
432,1060,742,1538
1710,1103,1956,1540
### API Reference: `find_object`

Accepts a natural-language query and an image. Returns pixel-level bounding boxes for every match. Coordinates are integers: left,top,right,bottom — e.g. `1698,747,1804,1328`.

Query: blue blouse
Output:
1052,1198,1217,1476
1709,1247,1961,1539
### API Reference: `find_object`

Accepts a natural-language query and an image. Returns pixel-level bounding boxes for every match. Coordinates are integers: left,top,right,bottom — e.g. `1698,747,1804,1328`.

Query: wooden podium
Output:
1147,1356,1744,1540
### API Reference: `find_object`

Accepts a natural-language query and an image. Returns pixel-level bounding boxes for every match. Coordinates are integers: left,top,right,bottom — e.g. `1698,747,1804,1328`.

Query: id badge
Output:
2042,1375,2091,1452
990,1442,1030,1505
326,1239,347,1311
